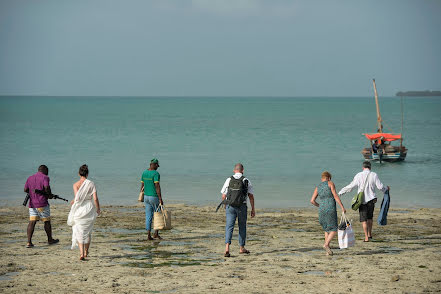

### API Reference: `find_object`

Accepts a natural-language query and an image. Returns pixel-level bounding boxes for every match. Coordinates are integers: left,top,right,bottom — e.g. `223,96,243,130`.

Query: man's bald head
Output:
234,163,244,173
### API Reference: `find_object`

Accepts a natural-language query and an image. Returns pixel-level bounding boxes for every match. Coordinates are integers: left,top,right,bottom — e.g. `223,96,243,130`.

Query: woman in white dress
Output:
67,164,101,260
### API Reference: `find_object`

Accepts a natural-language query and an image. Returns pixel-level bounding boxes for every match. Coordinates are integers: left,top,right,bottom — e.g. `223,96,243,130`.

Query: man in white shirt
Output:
338,161,389,242
220,163,255,257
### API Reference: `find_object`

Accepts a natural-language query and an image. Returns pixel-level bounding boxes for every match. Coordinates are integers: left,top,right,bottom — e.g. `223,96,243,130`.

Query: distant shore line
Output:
396,90,441,97
3,95,439,99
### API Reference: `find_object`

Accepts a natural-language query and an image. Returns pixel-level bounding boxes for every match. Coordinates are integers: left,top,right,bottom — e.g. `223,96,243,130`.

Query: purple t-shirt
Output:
24,172,50,208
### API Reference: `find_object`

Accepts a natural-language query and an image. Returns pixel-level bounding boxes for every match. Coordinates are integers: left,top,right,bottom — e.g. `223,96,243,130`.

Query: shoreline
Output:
0,198,438,210
1,204,440,293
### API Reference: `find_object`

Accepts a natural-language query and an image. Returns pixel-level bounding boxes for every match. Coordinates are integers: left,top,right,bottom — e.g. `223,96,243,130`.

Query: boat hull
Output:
362,148,407,162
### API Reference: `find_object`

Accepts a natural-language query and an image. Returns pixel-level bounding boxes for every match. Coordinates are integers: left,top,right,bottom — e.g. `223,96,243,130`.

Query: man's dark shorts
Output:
359,199,376,222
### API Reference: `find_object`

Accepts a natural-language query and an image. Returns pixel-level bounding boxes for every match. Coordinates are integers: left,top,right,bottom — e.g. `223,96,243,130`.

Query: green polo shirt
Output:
141,170,160,197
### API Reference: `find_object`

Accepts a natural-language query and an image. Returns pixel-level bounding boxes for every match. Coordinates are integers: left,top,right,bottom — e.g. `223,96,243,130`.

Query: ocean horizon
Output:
1,96,440,208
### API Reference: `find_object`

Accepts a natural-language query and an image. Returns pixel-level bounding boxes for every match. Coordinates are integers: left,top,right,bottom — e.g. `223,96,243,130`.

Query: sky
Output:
0,0,440,97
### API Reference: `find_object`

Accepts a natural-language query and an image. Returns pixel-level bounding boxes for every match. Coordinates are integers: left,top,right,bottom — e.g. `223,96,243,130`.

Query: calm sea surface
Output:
1,96,440,208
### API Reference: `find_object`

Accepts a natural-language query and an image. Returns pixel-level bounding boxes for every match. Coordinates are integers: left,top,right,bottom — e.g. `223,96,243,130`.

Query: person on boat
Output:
68,164,101,261
338,161,389,242
310,171,346,255
140,158,164,240
372,142,379,153
24,165,60,248
220,163,255,257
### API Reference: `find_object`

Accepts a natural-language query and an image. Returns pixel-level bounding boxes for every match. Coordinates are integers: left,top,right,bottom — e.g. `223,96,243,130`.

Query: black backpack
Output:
226,176,248,207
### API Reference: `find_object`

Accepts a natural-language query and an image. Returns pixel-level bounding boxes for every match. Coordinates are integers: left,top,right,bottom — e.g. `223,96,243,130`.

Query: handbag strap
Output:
362,172,371,192
341,212,351,226
340,213,345,225
155,204,164,213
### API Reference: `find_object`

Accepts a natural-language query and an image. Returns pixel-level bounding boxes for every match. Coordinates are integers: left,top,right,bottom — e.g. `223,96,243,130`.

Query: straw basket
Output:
138,187,144,202
153,205,172,230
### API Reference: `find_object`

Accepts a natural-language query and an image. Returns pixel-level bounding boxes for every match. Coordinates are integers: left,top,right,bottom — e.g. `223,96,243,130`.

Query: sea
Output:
1,96,440,208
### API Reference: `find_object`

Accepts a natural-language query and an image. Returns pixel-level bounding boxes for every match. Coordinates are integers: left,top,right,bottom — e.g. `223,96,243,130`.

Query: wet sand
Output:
1,204,440,293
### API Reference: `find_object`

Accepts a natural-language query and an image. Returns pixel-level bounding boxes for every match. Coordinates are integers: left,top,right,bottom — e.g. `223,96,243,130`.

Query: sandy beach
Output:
1,203,440,293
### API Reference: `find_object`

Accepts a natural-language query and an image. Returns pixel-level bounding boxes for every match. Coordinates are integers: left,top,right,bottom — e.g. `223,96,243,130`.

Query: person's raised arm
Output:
248,193,255,217
329,181,346,213
155,182,163,205
93,191,100,215
338,176,357,196
310,187,319,207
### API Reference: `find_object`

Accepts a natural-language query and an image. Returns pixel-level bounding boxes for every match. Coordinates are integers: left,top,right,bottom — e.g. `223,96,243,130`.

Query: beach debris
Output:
391,275,400,282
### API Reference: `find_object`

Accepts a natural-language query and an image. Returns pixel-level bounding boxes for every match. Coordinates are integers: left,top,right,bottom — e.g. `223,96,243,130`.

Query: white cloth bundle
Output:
338,214,355,249
67,179,97,249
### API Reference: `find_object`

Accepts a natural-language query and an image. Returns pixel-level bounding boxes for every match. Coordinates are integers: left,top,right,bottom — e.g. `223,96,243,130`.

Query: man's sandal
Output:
239,249,250,254
224,252,231,257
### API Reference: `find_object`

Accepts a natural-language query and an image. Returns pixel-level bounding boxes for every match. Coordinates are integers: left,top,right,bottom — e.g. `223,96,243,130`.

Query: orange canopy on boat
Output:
363,133,402,142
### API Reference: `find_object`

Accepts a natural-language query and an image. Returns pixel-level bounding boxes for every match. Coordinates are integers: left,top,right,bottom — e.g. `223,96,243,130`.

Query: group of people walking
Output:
24,164,101,260
310,160,389,255
23,159,388,260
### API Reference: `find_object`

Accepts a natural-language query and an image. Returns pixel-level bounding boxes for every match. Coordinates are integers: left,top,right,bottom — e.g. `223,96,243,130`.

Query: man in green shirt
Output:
140,158,164,240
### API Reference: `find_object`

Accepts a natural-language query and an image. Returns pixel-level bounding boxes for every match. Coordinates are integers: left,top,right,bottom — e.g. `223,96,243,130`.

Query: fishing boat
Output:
361,79,407,162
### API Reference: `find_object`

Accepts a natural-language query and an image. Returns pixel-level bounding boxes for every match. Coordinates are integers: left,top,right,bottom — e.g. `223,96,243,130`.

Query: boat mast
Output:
400,96,404,148
372,79,383,133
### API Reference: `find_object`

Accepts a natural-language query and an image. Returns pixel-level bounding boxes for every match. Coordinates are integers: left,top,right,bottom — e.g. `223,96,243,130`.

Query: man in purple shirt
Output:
24,165,59,248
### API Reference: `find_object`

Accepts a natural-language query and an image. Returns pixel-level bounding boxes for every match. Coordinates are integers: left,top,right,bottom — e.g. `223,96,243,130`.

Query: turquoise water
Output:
1,96,440,208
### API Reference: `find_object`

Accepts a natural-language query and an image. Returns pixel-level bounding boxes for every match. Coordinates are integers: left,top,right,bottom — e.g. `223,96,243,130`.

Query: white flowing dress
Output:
67,179,97,249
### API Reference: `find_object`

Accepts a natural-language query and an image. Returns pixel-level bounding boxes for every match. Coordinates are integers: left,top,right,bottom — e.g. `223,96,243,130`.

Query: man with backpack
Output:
220,163,255,257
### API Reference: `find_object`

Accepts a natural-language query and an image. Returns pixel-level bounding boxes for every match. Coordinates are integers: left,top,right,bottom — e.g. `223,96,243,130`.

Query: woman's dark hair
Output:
79,164,89,177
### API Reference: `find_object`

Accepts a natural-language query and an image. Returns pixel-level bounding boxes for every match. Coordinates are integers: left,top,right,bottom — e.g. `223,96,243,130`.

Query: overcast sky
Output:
0,0,440,97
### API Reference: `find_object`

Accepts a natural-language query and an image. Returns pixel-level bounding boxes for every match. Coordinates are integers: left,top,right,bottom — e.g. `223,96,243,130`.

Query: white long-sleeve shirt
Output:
338,169,387,204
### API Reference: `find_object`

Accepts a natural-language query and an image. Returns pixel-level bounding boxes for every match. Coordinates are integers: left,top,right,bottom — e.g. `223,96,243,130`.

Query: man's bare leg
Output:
225,243,230,254
44,221,59,244
362,221,369,241
367,219,373,238
44,221,53,241
27,221,37,246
